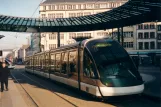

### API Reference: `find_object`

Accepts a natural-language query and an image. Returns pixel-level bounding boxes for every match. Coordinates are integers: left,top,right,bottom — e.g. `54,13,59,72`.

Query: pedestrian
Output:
0,62,10,92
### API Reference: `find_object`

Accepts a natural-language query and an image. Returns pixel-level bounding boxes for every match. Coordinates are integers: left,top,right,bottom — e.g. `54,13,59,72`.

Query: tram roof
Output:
0,0,160,32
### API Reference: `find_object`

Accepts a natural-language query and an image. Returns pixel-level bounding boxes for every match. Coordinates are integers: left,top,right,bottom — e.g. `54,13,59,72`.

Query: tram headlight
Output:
105,82,113,87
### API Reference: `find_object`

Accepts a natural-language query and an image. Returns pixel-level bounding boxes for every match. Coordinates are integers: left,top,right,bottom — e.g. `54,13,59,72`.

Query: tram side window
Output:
44,54,49,71
83,50,96,78
61,52,68,74
69,51,77,73
45,54,49,72
55,53,61,72
50,54,55,73
38,56,40,69
35,57,37,69
40,55,44,70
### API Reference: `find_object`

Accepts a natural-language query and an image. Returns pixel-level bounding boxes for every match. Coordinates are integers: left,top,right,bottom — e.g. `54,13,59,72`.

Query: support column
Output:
118,28,120,43
121,27,124,46
112,29,113,39
57,30,60,48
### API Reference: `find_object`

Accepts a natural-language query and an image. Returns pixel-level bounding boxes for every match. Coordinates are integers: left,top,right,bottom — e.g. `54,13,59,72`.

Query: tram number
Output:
86,87,89,92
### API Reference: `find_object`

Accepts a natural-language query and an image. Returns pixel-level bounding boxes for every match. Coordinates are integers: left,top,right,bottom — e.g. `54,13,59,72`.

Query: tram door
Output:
80,49,97,93
68,49,79,89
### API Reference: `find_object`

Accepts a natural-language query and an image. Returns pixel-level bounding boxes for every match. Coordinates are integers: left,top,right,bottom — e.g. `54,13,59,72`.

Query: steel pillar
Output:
117,28,120,43
121,27,124,46
57,31,60,48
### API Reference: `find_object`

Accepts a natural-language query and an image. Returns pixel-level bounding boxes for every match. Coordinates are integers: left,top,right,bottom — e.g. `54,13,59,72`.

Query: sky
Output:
0,0,44,50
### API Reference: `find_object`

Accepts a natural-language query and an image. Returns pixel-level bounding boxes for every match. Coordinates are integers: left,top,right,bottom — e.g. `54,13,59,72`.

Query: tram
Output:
25,38,144,97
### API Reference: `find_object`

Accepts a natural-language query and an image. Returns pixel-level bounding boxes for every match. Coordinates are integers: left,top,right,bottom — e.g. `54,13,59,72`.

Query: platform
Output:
0,78,28,107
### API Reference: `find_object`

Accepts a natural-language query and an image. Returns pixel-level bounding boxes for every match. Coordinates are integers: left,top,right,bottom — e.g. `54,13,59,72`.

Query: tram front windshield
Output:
86,39,142,86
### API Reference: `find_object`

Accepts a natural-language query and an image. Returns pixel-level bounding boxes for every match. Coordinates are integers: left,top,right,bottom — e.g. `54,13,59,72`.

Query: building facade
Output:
136,22,158,50
109,26,136,50
39,0,127,51
18,45,29,62
157,22,161,49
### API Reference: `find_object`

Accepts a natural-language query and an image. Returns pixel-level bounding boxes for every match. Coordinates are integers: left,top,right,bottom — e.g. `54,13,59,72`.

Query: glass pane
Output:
8,18,16,24
50,54,55,73
55,53,61,72
3,17,11,24
31,19,36,26
61,52,68,74
86,39,141,80
46,19,51,26
69,51,77,73
83,49,96,78
49,19,56,26
35,19,40,26
54,19,59,26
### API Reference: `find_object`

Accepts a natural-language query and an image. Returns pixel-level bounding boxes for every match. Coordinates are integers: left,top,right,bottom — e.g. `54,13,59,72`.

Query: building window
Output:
124,42,133,48
144,42,149,49
138,24,143,29
158,25,161,31
86,4,93,9
48,14,53,18
144,32,149,39
84,33,91,37
83,4,86,9
60,34,64,39
67,5,72,9
117,3,120,7
158,42,161,49
144,24,149,29
41,14,46,18
77,13,83,17
78,4,81,9
84,12,91,16
69,33,76,39
100,3,106,8
138,42,143,50
150,24,155,29
150,32,155,38
54,13,63,18
97,32,107,36
150,42,155,49
72,5,76,9
138,33,143,39
57,5,64,10
43,6,46,10
158,33,161,40
95,4,100,8
48,5,51,10
77,33,83,37
49,34,56,40
125,32,133,38
52,5,55,10
69,13,76,18
49,44,56,49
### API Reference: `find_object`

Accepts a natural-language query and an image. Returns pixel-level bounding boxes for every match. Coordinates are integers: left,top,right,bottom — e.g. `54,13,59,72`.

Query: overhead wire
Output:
31,0,45,18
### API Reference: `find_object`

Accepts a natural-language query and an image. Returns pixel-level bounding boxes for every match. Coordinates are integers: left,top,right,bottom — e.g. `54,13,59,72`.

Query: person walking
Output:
0,62,10,92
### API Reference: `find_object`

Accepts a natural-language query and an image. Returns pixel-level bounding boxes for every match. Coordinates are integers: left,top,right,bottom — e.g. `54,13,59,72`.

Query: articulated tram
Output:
25,38,144,97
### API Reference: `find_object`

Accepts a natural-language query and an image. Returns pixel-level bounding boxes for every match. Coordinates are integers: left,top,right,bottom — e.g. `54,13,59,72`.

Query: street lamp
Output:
0,35,4,39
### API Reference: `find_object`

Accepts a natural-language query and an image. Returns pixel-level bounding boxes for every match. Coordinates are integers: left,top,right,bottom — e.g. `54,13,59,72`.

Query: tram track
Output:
11,71,39,107
11,69,78,107
11,68,160,107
